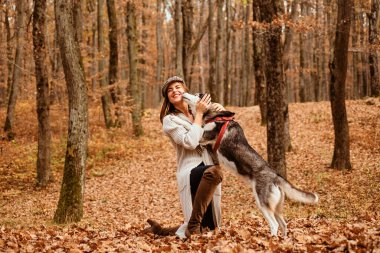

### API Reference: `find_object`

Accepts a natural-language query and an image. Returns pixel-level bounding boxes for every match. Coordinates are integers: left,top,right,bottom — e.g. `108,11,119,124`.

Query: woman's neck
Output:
174,102,193,120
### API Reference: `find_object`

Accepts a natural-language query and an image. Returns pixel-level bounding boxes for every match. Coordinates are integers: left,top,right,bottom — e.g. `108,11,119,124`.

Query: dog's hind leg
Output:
260,205,279,236
251,181,279,236
274,190,287,237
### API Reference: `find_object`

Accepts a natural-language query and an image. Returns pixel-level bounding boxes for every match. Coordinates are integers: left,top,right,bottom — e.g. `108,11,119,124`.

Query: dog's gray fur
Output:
200,110,319,237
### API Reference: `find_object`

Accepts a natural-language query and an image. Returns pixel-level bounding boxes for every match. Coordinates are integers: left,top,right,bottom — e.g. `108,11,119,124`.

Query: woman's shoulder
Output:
162,114,180,126
163,113,191,128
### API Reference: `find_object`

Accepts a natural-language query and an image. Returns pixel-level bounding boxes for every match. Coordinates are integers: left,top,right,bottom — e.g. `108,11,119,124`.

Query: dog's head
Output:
182,92,205,114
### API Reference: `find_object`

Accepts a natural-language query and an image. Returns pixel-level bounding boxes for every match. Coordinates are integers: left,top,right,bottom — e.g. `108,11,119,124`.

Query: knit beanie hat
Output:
161,76,185,97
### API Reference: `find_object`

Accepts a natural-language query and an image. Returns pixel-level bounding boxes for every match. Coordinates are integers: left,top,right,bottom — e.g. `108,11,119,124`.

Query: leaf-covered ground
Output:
1,99,379,252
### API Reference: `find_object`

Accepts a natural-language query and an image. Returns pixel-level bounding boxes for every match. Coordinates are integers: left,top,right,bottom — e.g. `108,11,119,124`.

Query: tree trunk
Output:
175,0,184,77
216,0,224,103
107,0,119,103
156,0,165,104
198,0,207,93
4,0,25,140
298,2,310,102
127,1,143,137
359,9,368,97
33,0,52,187
351,8,360,99
53,0,89,223
329,0,352,170
182,0,193,85
98,0,113,128
91,17,97,91
73,0,83,43
5,5,13,99
252,0,267,125
368,0,379,97
313,0,321,101
258,0,287,178
107,0,124,126
208,0,217,101
223,0,231,105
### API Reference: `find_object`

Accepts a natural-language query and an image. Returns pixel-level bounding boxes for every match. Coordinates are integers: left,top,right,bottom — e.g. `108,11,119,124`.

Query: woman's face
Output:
167,82,185,105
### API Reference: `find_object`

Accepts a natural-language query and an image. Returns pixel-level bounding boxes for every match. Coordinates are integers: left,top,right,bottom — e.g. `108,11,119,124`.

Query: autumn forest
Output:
0,0,379,251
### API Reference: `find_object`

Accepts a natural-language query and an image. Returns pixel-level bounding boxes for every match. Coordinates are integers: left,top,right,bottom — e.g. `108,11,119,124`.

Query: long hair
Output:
159,82,189,123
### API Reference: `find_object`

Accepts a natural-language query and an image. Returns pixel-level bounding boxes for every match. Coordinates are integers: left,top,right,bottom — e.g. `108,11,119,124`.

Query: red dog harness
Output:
205,116,234,153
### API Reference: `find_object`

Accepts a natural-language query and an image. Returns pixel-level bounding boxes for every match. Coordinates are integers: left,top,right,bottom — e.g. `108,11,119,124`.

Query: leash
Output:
205,116,234,153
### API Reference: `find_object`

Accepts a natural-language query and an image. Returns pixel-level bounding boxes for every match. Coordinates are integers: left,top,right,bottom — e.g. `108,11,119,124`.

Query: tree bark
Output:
156,0,165,104
53,0,89,223
252,0,267,125
216,0,224,103
223,0,231,105
208,0,217,101
351,8,360,99
4,0,25,140
182,0,193,84
359,8,368,97
107,0,124,126
107,0,119,103
312,0,321,101
329,0,352,170
33,0,52,187
127,1,143,137
258,0,287,178
5,5,13,99
368,0,379,97
175,0,184,77
98,0,113,128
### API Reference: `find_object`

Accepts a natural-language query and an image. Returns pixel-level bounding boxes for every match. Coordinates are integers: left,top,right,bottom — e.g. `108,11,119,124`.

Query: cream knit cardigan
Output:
162,113,222,235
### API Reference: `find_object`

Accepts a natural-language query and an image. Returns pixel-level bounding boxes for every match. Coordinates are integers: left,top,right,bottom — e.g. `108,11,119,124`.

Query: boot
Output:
185,166,223,238
142,219,180,236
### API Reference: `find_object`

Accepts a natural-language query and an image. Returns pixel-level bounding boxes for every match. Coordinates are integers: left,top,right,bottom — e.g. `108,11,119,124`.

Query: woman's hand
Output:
196,93,211,114
193,93,211,126
210,103,225,112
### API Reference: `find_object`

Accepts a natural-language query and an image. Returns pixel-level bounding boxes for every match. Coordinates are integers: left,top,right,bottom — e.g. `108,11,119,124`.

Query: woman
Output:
145,76,224,238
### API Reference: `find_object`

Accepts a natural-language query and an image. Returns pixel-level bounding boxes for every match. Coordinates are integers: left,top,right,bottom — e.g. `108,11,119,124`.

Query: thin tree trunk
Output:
107,0,124,125
33,0,52,187
351,8,360,99
4,0,25,140
216,0,224,103
127,1,143,136
359,9,368,97
156,0,165,104
175,0,184,77
208,0,217,101
298,3,307,102
98,0,113,128
223,0,231,105
73,0,83,43
91,17,97,91
313,0,321,101
198,0,206,93
368,0,379,97
53,0,89,223
252,0,266,125
182,0,193,84
107,0,119,103
5,6,13,98
329,0,352,170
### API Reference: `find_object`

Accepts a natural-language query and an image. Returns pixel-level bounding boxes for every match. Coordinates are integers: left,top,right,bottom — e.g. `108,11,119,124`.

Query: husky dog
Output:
183,93,319,237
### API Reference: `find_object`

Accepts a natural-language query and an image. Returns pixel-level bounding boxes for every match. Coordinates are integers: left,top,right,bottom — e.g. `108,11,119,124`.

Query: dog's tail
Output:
279,177,319,204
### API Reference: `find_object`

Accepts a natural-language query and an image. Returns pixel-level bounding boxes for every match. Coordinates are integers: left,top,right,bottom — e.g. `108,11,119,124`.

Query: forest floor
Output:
0,98,380,252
